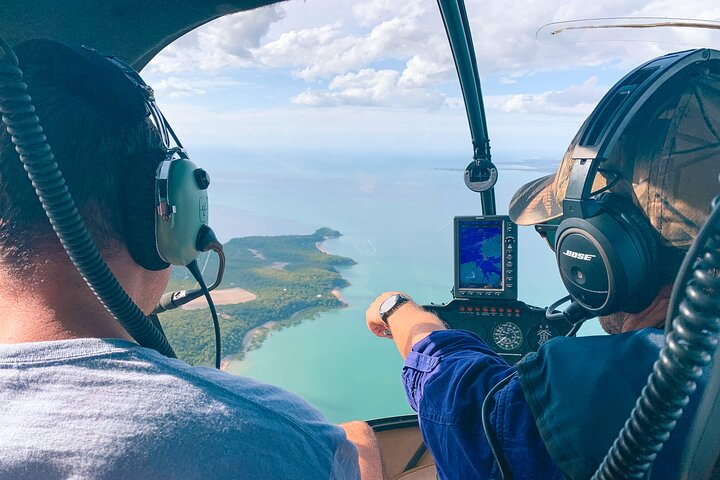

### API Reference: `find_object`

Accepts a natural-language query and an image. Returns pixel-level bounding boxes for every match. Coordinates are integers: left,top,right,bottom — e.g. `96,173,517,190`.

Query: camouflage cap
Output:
509,70,720,249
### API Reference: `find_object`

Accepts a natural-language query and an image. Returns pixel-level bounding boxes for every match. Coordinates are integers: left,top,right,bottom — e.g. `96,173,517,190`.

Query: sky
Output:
141,0,720,166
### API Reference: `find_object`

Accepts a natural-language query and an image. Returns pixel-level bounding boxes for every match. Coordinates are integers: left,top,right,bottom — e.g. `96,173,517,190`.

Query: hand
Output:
365,291,413,339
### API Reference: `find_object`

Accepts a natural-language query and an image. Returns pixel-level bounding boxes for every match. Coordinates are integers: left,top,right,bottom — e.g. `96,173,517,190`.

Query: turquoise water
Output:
209,155,605,423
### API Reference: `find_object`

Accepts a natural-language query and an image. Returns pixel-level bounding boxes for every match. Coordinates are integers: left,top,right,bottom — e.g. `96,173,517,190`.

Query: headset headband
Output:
563,48,716,219
99,49,184,153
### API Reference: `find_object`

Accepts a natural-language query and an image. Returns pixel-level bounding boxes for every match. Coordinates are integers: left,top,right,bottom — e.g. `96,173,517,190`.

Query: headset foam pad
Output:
597,193,662,310
123,151,169,271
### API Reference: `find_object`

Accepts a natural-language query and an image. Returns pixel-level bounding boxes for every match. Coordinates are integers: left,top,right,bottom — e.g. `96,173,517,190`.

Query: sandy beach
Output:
315,241,329,254
331,288,348,305
241,321,277,350
218,321,277,371
181,287,257,310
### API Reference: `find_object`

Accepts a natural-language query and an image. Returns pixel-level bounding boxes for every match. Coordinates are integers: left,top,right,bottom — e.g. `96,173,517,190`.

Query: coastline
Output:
221,237,351,371
331,288,347,305
242,320,278,350
220,320,277,371
315,241,329,254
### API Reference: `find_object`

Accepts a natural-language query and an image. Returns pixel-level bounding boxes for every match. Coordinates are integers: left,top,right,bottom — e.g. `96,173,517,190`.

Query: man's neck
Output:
0,280,134,343
598,285,672,334
0,250,136,343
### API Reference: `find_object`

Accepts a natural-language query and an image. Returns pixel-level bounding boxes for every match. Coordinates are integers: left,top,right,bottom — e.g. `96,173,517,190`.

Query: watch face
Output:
379,295,401,317
379,294,407,322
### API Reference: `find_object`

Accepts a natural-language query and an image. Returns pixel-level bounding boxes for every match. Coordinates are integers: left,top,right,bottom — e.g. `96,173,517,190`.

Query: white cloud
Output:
255,2,452,83
152,77,245,98
252,22,348,77
142,0,720,115
146,6,286,74
291,69,445,108
490,76,607,116
352,0,425,27
147,0,720,78
153,78,205,98
466,0,720,74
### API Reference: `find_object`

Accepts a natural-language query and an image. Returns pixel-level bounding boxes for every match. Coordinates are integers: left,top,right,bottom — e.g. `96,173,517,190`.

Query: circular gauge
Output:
492,322,523,351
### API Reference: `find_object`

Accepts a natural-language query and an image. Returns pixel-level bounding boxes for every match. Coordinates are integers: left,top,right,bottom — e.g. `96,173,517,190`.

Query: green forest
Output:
160,228,356,366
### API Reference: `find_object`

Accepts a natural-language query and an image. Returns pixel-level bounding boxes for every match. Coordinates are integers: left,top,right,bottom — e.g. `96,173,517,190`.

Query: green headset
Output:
103,50,224,366
102,52,214,270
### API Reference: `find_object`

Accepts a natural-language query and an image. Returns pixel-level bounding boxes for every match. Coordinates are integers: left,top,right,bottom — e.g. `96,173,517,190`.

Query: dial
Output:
492,322,523,351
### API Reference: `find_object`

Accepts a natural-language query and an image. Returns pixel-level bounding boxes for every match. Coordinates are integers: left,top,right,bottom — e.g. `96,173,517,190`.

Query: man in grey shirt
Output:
0,40,381,479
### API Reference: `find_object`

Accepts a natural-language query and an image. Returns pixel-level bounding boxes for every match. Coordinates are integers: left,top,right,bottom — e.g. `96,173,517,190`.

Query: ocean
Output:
201,152,605,423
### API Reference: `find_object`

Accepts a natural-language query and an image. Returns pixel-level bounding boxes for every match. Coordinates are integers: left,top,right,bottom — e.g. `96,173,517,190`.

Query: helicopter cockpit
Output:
2,0,720,479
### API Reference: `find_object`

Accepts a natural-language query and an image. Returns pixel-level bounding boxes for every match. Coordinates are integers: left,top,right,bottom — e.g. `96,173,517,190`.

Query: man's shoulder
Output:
135,345,323,417
126,344,340,446
0,338,358,479
543,327,663,351
515,328,690,480
124,345,358,478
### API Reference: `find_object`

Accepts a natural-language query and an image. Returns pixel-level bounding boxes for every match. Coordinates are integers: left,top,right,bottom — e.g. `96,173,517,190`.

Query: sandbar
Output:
181,287,257,310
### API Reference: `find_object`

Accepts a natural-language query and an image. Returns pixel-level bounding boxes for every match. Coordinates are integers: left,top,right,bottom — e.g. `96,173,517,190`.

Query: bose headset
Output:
0,39,224,365
552,48,720,317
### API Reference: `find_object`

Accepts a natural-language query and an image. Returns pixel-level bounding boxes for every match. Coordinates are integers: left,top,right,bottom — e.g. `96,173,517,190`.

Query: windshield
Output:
142,0,715,423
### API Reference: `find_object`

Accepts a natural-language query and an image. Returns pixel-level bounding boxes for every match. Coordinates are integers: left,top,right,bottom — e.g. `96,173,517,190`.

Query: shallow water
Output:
209,155,604,422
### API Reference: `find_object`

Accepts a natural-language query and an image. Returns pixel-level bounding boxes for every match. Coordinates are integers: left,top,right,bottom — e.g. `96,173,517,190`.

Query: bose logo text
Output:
562,250,596,261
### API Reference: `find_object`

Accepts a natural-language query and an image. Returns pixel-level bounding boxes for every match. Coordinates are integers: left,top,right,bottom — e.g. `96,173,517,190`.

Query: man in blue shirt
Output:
366,60,720,479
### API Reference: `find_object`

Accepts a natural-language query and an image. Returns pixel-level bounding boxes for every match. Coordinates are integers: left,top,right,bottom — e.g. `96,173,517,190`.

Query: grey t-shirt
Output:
0,338,359,479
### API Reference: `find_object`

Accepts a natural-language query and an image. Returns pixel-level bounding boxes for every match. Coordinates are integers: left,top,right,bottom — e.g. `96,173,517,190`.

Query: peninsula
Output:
159,228,356,366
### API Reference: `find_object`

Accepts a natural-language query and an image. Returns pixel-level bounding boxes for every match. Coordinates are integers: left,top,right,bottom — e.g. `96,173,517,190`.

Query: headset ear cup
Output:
154,158,208,266
122,152,170,271
597,193,662,312
555,194,662,316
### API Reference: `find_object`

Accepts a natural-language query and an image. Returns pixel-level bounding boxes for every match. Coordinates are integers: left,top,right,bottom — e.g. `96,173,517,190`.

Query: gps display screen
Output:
457,219,503,290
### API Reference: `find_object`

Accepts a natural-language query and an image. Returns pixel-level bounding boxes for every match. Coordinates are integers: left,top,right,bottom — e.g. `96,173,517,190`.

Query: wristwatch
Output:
379,294,410,325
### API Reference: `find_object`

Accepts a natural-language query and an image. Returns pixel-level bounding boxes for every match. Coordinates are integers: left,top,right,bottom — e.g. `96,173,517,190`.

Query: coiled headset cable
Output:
0,37,175,357
592,195,720,479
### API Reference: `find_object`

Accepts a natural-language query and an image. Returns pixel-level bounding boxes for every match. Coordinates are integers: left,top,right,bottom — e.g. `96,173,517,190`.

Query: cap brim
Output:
509,173,563,225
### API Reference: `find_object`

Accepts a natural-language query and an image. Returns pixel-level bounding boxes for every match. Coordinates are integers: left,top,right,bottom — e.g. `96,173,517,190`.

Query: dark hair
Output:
0,71,164,273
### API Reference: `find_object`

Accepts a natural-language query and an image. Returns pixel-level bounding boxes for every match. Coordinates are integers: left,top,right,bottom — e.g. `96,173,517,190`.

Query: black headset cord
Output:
186,260,222,369
481,371,518,480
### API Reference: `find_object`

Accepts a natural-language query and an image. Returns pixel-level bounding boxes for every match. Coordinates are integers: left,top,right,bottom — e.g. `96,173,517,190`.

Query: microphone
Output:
545,295,592,337
546,295,587,321
152,225,226,314
153,288,206,314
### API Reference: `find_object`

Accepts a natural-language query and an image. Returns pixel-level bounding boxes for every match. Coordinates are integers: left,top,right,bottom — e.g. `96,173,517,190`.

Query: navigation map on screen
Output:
458,220,503,290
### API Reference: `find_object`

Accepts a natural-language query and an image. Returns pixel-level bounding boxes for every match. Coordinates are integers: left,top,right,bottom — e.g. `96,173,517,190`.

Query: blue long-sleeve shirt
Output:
403,328,707,480
402,329,563,480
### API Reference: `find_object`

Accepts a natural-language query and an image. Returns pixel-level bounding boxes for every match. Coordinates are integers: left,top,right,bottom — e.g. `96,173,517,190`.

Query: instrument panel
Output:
423,298,571,365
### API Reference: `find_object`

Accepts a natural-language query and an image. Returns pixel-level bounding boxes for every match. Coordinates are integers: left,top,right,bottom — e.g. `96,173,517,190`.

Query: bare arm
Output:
365,291,447,360
340,421,383,480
